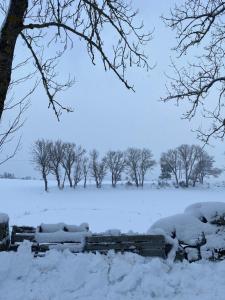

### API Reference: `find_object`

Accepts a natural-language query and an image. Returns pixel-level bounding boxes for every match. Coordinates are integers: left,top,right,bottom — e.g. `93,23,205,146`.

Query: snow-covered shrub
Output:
185,202,225,225
150,202,225,262
150,214,214,246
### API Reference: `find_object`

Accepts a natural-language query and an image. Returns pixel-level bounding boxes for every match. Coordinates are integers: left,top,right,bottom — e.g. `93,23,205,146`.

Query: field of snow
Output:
1,179,225,300
1,178,225,232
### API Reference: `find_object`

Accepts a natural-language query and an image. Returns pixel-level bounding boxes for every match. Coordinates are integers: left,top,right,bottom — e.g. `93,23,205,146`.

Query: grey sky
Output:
1,1,225,177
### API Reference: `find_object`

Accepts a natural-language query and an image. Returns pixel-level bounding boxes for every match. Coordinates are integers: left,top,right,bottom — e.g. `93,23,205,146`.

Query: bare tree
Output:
104,150,126,187
191,150,222,186
160,144,221,187
160,149,181,186
125,148,156,187
49,140,64,189
138,149,156,187
61,142,76,187
89,149,107,188
125,148,140,187
177,144,200,188
0,0,151,121
73,146,86,187
163,0,225,143
32,139,51,191
82,156,89,188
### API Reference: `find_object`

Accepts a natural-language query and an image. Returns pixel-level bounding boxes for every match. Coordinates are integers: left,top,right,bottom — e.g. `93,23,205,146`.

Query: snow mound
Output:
40,222,89,233
150,213,215,246
184,202,225,224
0,212,9,223
35,231,91,243
2,242,225,300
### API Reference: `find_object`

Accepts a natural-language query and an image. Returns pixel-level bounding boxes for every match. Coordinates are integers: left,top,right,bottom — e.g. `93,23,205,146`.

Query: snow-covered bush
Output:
185,202,225,225
149,202,225,262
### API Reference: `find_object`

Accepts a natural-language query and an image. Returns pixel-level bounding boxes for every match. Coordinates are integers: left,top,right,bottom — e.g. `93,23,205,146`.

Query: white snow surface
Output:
35,230,91,243
39,222,89,233
1,242,225,300
1,179,225,299
185,202,225,223
1,179,225,233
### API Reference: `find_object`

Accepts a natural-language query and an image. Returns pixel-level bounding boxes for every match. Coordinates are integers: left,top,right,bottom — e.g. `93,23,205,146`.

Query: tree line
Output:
32,140,156,191
160,144,222,188
32,140,222,191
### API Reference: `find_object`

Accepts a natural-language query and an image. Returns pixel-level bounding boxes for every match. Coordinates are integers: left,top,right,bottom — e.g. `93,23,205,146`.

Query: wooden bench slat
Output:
85,242,164,251
86,235,165,243
140,249,166,258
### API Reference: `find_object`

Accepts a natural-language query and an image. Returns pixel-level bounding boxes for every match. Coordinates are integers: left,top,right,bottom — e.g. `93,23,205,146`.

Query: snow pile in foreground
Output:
1,242,225,300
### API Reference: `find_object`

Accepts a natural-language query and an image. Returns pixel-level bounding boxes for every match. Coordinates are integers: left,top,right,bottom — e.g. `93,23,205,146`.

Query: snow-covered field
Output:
1,179,225,232
1,179,225,300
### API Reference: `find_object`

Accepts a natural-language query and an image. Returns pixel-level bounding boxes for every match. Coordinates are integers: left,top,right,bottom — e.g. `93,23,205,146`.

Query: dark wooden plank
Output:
86,235,165,244
139,249,166,258
13,234,35,243
85,242,164,251
12,226,35,233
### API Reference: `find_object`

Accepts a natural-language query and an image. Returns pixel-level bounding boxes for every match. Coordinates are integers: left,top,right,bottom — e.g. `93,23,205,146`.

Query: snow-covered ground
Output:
1,178,225,232
1,243,225,300
1,179,225,300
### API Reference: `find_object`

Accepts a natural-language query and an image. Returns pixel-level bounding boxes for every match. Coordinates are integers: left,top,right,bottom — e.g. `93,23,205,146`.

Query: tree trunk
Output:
42,172,48,192
0,0,28,120
67,171,73,187
174,173,179,186
83,175,87,188
56,171,61,189
112,173,116,187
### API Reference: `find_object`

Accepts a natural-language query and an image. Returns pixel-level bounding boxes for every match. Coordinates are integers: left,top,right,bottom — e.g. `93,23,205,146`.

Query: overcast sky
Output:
1,1,225,178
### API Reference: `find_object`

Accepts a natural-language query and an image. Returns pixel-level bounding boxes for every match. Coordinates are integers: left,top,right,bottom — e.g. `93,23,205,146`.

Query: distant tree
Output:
125,148,156,187
125,148,140,187
139,149,156,187
191,150,222,186
49,140,64,189
82,156,89,189
61,143,76,188
0,172,15,179
105,150,126,187
73,146,86,188
177,144,199,188
160,144,222,187
32,139,51,191
89,149,107,188
160,149,180,185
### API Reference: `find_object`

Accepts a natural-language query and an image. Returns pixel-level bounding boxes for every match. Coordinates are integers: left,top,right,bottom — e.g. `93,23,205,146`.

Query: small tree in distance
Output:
105,150,126,187
49,140,64,189
160,144,222,187
125,148,156,187
82,156,89,189
73,147,86,188
89,150,107,188
32,139,51,192
61,143,76,188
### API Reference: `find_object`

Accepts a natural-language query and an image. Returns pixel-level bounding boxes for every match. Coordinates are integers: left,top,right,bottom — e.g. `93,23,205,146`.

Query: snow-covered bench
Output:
10,224,167,258
10,223,90,253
